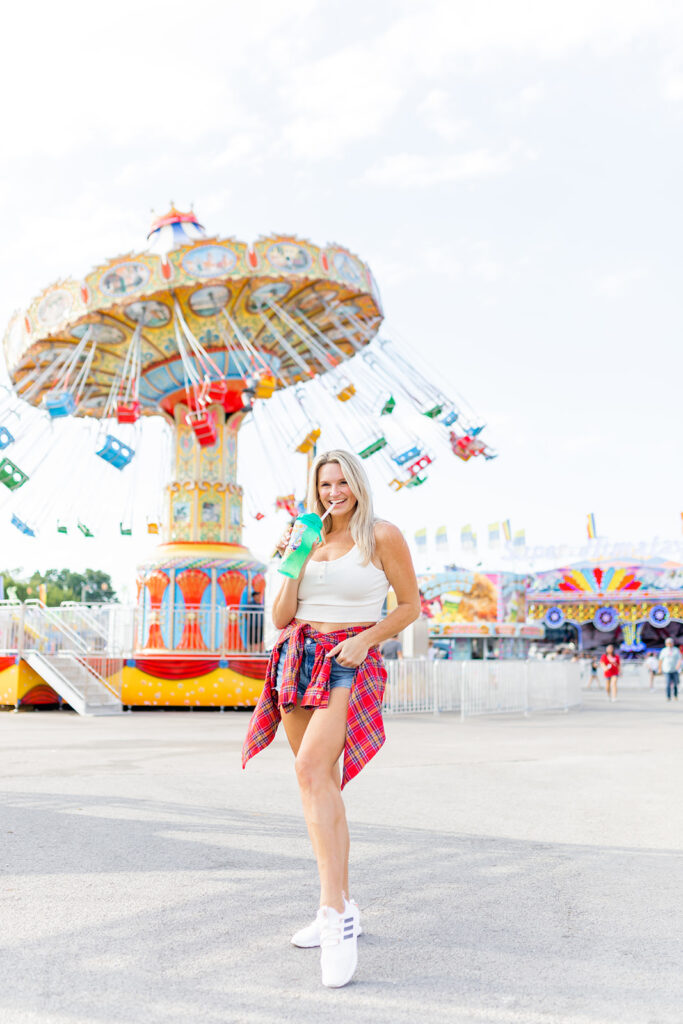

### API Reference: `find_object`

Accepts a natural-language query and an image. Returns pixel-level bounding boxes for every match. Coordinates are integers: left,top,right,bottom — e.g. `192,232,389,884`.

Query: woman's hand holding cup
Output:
276,523,294,556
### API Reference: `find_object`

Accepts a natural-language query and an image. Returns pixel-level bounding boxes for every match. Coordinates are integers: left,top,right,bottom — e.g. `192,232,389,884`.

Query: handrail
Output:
71,651,122,700
23,600,88,652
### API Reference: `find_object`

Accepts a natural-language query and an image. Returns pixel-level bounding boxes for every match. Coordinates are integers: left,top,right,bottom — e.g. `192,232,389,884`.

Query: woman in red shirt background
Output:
600,644,621,702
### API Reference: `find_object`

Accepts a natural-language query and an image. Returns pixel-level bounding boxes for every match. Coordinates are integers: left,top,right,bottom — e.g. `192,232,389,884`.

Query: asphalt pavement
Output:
0,690,681,1024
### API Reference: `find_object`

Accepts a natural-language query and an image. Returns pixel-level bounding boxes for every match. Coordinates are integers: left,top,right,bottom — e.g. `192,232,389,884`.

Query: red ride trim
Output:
225,657,268,680
22,684,59,705
0,656,16,672
134,657,220,680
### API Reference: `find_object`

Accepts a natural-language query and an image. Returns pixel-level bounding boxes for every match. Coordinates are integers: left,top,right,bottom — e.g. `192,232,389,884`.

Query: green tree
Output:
1,568,116,605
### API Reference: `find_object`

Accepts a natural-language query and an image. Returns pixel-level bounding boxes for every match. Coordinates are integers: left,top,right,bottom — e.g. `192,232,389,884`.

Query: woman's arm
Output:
328,521,420,666
272,576,303,629
271,523,319,629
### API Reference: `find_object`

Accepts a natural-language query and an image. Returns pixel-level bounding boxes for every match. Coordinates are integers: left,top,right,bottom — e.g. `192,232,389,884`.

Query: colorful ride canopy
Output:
2,208,383,419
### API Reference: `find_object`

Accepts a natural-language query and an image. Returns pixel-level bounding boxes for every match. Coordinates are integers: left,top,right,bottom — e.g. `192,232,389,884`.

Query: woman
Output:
242,450,420,988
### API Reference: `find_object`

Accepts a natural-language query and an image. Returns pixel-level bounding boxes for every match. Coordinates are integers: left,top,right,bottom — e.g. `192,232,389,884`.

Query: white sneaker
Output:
320,902,358,988
291,899,362,948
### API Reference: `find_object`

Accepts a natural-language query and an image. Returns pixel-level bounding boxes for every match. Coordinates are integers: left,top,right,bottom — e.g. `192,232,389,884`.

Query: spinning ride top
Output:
2,208,385,689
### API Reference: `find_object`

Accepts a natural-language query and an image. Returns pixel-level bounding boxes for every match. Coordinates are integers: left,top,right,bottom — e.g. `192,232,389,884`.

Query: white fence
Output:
384,659,582,718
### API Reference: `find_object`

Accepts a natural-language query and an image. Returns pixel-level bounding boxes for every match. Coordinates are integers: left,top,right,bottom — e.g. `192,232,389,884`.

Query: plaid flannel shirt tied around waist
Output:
241,621,387,789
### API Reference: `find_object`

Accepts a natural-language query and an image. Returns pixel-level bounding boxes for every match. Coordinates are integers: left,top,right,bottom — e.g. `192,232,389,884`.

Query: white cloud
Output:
594,269,648,298
383,0,683,68
418,90,469,141
279,41,405,159
501,82,545,113
360,145,530,188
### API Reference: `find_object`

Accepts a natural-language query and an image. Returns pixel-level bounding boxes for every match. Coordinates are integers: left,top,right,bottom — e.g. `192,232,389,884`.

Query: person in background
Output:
600,644,621,702
658,637,682,701
380,634,403,660
587,656,600,689
644,650,659,690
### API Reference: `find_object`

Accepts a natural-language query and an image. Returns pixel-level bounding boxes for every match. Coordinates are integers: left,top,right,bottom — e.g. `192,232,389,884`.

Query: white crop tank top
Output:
296,545,389,622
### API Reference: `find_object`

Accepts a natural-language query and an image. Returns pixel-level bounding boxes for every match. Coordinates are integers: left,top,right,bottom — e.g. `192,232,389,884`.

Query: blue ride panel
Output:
11,514,35,537
392,445,421,466
95,434,135,469
45,391,76,418
0,426,15,449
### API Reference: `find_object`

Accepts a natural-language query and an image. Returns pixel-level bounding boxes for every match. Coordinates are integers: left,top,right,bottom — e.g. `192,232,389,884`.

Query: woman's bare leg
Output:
330,760,350,898
280,705,321,862
294,687,351,912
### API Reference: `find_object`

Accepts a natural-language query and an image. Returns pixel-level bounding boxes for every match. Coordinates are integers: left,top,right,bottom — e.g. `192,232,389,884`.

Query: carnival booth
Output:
419,567,543,659
526,558,683,653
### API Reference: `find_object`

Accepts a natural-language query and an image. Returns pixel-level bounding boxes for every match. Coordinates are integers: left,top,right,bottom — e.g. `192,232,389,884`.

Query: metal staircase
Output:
15,601,124,715
24,651,122,716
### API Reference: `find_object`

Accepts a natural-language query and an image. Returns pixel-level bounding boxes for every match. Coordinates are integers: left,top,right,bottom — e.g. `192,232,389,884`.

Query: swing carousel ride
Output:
0,208,495,707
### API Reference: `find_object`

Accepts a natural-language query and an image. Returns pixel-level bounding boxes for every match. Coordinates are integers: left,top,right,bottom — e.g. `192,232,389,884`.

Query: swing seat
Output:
380,396,396,416
222,389,244,414
450,433,474,462
440,410,458,427
11,514,35,537
119,523,132,536
186,410,218,447
207,380,244,413
206,379,229,402
406,474,428,488
335,383,356,402
95,434,135,469
0,457,28,491
406,453,433,476
147,522,160,535
77,521,94,538
295,428,321,454
44,391,76,418
392,445,421,467
253,373,276,399
359,437,387,459
276,494,297,516
422,403,443,419
57,523,68,534
116,400,141,424
253,512,265,521
0,425,15,450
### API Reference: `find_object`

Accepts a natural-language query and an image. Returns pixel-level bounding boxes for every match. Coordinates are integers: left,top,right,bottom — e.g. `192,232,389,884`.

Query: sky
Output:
1,0,683,597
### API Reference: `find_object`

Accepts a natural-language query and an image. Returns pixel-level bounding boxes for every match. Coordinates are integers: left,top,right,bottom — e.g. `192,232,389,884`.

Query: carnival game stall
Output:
526,558,683,653
419,567,543,659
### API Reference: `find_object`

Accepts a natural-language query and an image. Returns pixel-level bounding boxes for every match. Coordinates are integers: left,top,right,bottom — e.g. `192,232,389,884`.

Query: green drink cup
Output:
278,504,337,579
278,513,323,578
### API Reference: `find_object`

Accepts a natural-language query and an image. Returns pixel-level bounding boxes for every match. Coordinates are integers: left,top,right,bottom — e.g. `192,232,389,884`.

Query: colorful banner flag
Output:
435,525,449,551
502,519,512,542
414,527,427,550
586,513,596,539
513,529,525,548
461,524,477,551
488,522,500,547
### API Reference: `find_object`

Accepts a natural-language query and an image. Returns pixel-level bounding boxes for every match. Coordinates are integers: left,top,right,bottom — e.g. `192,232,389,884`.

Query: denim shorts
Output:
275,637,356,701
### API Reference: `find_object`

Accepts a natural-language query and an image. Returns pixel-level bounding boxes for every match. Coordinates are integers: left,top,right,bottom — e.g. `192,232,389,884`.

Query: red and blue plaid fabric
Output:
241,621,387,789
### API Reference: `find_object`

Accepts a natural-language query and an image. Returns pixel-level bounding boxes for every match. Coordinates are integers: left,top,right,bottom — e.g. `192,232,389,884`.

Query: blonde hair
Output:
306,449,376,564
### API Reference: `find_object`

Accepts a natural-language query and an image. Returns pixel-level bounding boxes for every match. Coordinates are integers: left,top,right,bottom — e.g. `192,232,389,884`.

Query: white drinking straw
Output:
320,501,338,522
